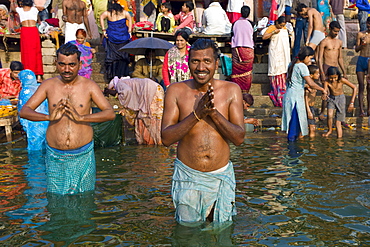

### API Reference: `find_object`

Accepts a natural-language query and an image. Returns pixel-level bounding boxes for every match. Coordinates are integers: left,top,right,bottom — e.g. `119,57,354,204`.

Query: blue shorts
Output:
356,56,369,73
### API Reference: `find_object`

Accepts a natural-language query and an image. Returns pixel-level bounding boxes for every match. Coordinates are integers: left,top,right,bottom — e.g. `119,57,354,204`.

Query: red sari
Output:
20,27,44,76
231,47,254,93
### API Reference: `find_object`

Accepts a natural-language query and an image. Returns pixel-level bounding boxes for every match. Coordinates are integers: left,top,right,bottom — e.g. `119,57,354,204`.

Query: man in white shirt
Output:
202,0,231,35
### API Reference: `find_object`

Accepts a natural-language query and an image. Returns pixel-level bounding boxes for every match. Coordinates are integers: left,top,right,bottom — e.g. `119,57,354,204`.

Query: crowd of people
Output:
1,0,370,231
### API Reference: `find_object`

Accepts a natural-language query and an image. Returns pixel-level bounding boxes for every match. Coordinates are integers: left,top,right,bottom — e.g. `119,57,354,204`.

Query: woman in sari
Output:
231,6,254,93
262,16,291,107
162,30,191,87
68,29,94,78
100,2,132,82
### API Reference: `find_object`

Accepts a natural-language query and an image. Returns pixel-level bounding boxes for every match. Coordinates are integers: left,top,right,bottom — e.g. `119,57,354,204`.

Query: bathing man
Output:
355,17,370,117
296,3,325,50
63,0,91,43
19,43,115,194
161,39,245,224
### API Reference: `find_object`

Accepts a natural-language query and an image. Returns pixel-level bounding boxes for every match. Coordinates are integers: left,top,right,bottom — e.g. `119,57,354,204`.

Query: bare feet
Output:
322,131,331,137
319,113,326,121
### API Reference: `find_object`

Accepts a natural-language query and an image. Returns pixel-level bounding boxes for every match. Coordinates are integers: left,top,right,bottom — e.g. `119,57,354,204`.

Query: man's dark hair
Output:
10,61,24,71
242,93,254,106
184,1,194,11
367,17,370,23
295,3,307,13
56,43,81,61
241,6,250,18
161,2,172,11
18,0,33,7
329,21,341,30
189,38,220,61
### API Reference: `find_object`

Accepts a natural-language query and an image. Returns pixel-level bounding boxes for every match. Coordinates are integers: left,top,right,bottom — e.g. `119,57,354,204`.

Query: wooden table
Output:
0,115,17,142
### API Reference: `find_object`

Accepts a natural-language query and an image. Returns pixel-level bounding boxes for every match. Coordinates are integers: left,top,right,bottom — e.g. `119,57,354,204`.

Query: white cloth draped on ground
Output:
109,77,164,145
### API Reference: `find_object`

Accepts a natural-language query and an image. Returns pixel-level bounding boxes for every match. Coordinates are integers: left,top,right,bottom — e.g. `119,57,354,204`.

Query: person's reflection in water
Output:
172,221,234,246
37,191,97,246
6,150,47,225
287,141,304,159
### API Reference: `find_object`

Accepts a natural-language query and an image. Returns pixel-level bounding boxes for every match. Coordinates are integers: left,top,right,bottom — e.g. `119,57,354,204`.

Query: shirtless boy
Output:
20,43,115,194
63,0,91,43
305,65,320,137
355,17,370,117
322,66,357,138
296,3,325,50
161,39,245,224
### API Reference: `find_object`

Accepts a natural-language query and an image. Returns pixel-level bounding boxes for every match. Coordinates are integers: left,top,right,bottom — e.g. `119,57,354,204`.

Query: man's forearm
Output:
209,110,244,146
19,106,49,121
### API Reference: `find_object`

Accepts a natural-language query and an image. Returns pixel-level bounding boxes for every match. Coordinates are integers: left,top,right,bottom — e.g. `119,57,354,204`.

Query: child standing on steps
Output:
305,65,321,138
322,66,357,138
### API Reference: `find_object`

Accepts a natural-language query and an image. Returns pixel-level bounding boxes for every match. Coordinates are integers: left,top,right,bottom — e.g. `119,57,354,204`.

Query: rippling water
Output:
0,131,370,246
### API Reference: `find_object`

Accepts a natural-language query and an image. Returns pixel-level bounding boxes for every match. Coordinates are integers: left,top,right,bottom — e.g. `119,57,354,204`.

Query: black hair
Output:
18,0,33,7
145,48,155,56
308,64,319,75
161,2,172,11
276,16,286,25
367,17,370,23
286,46,314,85
108,2,123,14
327,66,342,81
189,38,220,61
184,1,194,11
329,21,341,30
242,93,254,106
10,61,23,71
241,6,250,18
56,43,81,61
175,30,189,42
295,3,307,13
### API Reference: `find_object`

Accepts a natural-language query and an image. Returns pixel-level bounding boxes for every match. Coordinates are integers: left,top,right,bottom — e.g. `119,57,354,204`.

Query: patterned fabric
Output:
166,45,190,85
46,141,96,195
317,0,332,33
109,77,164,145
268,74,287,107
18,70,49,150
172,158,236,223
68,40,93,79
231,47,254,93
0,68,21,98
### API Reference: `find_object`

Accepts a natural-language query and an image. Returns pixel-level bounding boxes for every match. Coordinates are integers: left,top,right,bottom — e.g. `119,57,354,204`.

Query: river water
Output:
0,131,369,246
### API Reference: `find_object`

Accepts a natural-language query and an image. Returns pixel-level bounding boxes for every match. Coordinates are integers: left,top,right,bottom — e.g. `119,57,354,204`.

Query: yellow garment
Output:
155,13,175,33
92,0,107,31
132,58,163,82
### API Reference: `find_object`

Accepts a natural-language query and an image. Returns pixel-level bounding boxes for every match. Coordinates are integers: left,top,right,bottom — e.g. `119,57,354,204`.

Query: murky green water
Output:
0,131,370,246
